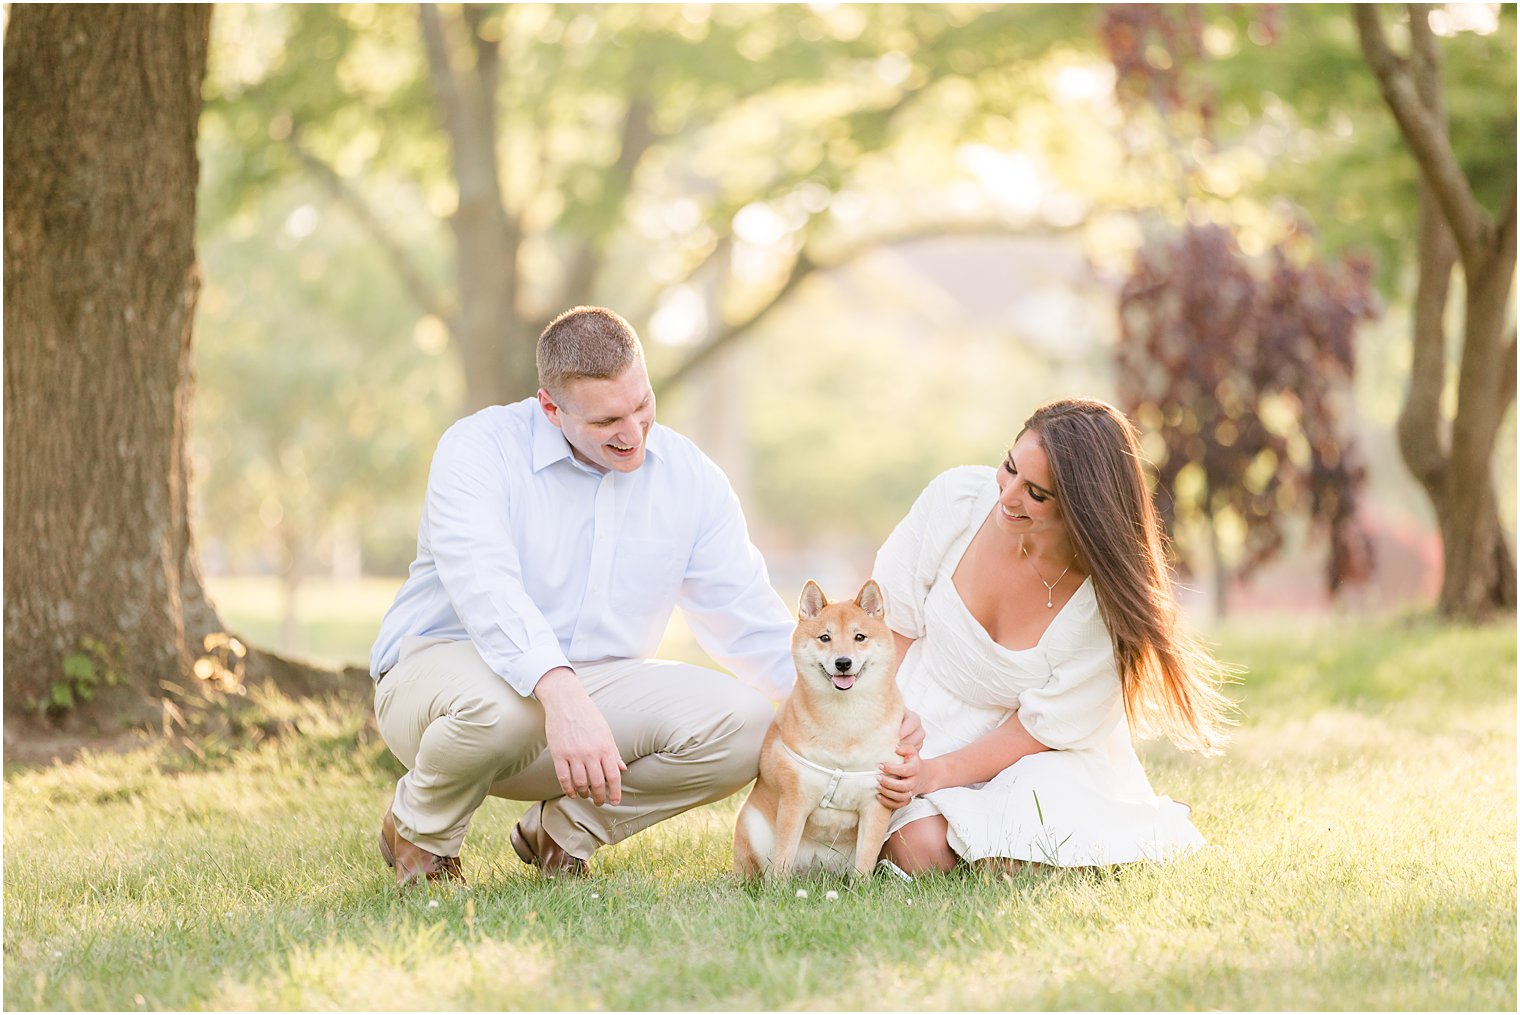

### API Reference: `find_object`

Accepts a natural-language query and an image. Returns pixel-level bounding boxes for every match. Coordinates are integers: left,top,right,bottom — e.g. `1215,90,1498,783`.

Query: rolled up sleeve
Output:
1016,639,1124,752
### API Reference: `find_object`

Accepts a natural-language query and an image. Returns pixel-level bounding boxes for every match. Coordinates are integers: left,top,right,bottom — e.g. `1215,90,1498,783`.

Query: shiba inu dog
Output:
733,579,905,880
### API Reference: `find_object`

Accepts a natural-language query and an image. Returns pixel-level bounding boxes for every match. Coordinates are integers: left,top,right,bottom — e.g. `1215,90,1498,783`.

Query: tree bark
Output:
3,5,352,736
1355,4,1517,619
419,3,532,411
4,4,216,726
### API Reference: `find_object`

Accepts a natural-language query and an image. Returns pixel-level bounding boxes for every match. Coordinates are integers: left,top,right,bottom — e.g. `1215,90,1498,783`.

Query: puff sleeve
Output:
1016,591,1125,751
872,466,995,641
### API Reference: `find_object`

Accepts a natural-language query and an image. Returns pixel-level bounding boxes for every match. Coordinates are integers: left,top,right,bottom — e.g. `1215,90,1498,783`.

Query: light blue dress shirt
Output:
370,397,796,701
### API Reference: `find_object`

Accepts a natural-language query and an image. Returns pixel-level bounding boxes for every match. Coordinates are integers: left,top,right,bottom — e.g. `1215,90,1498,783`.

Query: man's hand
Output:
534,667,626,806
877,708,929,809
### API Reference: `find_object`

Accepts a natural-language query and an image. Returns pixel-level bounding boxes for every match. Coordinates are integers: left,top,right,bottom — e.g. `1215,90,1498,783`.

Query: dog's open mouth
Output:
830,673,857,691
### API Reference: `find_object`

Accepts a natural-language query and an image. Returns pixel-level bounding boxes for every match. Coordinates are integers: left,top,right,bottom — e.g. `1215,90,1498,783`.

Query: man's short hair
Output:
536,306,644,394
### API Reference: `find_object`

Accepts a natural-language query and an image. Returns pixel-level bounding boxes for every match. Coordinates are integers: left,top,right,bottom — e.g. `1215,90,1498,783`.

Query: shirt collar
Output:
530,402,574,473
529,400,669,474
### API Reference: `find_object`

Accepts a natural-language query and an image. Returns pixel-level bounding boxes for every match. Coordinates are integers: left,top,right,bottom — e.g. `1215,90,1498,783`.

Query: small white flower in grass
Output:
824,891,839,901
428,900,439,909
53,951,62,958
795,889,808,899
590,892,600,899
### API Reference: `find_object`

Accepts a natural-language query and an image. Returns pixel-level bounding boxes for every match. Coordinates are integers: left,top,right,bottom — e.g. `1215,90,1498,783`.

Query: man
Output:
370,306,918,884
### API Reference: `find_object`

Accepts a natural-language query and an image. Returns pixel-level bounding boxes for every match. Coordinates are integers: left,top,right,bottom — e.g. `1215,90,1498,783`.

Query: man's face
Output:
538,362,656,474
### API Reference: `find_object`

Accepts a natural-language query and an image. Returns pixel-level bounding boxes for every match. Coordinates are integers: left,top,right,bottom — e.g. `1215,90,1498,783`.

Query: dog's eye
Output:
854,632,867,642
818,633,831,643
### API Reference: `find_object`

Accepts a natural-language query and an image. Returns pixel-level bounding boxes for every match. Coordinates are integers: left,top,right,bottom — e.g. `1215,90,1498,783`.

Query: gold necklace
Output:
1021,541,1075,608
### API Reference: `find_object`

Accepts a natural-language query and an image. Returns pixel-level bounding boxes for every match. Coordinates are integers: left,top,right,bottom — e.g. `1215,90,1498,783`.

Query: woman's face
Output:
994,431,1068,540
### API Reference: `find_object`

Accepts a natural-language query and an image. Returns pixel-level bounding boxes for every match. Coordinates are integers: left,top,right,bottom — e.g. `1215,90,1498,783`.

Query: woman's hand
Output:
877,750,937,810
877,708,931,809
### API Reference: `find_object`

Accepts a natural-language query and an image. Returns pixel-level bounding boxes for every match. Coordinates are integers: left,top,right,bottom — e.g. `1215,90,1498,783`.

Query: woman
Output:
873,398,1233,873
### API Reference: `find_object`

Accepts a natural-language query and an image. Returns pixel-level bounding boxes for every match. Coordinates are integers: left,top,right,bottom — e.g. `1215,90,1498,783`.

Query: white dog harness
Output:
779,742,880,809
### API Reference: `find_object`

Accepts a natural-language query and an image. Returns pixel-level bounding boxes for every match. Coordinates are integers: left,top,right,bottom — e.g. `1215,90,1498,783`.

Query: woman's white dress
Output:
873,466,1204,866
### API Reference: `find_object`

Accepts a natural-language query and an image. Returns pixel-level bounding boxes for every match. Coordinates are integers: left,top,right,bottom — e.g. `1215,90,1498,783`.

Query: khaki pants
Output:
374,636,775,860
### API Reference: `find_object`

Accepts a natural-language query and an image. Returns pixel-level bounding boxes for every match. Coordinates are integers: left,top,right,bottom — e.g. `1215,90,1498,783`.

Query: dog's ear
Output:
855,580,885,618
798,580,827,620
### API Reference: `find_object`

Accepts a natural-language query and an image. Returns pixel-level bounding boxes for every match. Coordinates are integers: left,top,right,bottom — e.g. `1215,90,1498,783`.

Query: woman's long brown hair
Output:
1021,399,1235,753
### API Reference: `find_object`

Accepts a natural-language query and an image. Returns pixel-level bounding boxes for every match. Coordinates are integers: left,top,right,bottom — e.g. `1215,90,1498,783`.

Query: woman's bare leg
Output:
881,815,958,874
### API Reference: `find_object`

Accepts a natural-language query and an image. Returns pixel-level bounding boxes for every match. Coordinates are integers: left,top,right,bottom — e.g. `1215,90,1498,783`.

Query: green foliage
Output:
188,3,1514,601
1100,4,1517,288
195,3,1113,574
39,638,125,716
4,617,1513,1009
192,169,457,576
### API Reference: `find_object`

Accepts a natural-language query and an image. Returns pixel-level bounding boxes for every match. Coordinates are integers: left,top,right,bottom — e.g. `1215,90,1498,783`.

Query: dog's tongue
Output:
832,674,857,691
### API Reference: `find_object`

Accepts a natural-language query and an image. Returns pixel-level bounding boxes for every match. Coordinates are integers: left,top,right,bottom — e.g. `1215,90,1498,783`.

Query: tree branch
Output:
462,4,500,129
655,221,1079,392
1354,4,1489,269
419,3,508,221
1395,182,1457,497
561,89,658,308
287,130,452,324
1501,330,1517,416
418,5,465,143
1496,173,1517,269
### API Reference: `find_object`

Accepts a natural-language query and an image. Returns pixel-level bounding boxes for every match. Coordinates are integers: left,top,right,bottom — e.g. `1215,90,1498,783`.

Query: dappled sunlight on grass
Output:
5,616,1513,1009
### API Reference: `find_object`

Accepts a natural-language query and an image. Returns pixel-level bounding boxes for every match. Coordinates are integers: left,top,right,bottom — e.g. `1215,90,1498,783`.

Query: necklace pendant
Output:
1046,593,1054,608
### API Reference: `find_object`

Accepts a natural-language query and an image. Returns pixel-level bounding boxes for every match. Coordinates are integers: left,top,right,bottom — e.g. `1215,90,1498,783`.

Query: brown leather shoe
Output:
510,802,589,878
379,805,466,886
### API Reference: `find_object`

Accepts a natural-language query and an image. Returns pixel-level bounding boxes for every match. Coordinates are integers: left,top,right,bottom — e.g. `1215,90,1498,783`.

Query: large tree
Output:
3,5,337,736
1355,3,1516,619
1099,3,1515,619
207,4,1088,412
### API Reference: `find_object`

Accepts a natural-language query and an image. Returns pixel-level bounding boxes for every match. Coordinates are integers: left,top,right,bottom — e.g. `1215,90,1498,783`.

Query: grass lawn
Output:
4,599,1514,1010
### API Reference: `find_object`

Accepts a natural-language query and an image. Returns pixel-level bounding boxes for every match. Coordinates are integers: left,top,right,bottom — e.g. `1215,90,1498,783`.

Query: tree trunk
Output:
419,3,536,411
4,5,217,728
3,5,356,737
1437,244,1518,616
1356,4,1518,620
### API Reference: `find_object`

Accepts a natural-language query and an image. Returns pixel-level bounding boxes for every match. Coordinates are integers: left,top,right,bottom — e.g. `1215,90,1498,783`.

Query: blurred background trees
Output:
170,4,1520,661
1355,4,1516,618
202,4,1087,410
5,4,1511,735
1099,2,1514,617
1116,223,1378,617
